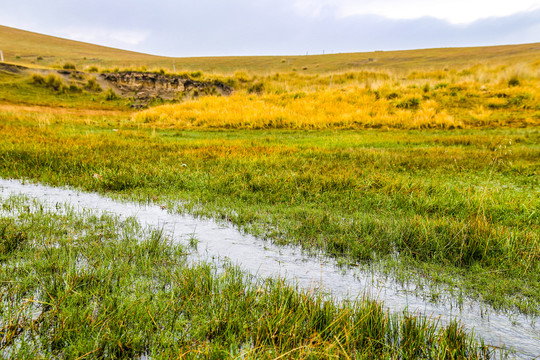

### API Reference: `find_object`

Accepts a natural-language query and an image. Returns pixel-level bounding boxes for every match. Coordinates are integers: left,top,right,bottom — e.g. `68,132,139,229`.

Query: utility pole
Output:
0,50,4,62
173,60,176,72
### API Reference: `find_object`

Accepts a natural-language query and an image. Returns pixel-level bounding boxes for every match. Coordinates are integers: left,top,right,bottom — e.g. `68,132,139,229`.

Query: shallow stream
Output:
0,178,538,358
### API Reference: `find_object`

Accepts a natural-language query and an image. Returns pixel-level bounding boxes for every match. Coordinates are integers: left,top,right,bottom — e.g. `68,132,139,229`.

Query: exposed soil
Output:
0,62,29,73
99,72,232,103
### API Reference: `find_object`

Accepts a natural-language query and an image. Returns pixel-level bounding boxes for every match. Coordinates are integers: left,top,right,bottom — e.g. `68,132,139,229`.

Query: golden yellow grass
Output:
133,89,458,130
132,62,540,130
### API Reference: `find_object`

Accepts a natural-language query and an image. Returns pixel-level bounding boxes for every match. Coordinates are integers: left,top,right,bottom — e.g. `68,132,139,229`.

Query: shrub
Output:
104,88,119,101
248,82,265,95
63,63,76,70
70,72,85,80
202,86,218,96
87,66,99,73
396,97,421,109
30,73,46,86
69,84,83,93
31,73,69,93
85,77,102,92
434,83,448,89
508,76,520,87
46,75,67,92
234,71,250,83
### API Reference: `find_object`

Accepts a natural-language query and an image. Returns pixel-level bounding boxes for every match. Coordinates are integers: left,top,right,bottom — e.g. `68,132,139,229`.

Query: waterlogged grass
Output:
0,195,497,359
0,109,538,315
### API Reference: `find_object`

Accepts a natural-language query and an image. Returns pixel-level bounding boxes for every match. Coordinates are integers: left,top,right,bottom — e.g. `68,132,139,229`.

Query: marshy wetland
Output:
1,178,539,358
0,27,539,358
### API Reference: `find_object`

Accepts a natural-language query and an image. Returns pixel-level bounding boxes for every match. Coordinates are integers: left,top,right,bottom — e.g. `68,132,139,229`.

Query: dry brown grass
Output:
0,103,130,117
2,24,540,75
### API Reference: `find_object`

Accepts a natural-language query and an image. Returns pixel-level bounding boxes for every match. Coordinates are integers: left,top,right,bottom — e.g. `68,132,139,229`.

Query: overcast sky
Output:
1,0,539,56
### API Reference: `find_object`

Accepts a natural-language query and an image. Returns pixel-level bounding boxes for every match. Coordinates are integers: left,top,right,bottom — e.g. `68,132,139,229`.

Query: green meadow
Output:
0,25,539,358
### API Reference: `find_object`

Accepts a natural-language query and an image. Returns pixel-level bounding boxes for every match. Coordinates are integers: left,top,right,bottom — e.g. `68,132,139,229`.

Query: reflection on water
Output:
1,178,538,359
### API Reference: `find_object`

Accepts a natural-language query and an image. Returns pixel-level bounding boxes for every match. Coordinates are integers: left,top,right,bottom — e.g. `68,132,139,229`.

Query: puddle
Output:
0,178,538,358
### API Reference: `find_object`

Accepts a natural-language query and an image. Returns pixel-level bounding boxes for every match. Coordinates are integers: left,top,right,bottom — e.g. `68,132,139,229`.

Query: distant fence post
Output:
0,50,4,62
173,60,176,72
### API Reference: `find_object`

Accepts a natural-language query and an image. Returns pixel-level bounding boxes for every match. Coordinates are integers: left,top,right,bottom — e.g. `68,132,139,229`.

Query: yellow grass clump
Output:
132,89,461,130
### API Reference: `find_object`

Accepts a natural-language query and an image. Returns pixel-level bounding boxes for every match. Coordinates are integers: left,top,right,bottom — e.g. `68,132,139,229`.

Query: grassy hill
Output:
0,25,163,69
1,24,540,74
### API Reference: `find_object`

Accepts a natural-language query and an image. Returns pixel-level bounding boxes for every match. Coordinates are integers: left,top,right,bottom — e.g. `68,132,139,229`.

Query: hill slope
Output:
1,24,540,74
0,25,164,69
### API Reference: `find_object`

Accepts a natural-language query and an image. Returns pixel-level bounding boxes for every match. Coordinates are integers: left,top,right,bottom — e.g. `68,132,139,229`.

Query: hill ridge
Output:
1,24,539,73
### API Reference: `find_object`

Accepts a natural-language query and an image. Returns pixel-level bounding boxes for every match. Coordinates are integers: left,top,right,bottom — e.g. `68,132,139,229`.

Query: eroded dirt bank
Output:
99,71,232,102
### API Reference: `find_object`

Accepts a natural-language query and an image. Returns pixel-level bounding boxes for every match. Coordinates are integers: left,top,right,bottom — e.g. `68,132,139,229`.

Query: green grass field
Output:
0,25,538,358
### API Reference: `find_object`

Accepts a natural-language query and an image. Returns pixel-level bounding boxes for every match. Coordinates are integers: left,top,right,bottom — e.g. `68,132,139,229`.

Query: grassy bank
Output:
0,195,497,358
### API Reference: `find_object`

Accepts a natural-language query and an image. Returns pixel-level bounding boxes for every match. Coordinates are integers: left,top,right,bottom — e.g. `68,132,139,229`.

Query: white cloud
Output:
294,0,540,24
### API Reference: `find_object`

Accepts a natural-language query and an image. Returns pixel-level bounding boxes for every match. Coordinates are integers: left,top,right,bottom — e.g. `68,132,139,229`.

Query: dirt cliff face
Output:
99,72,232,102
